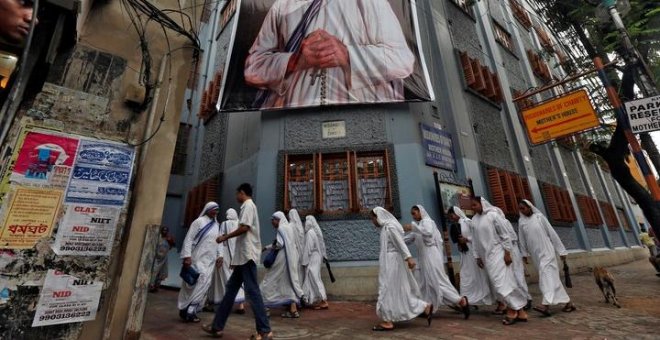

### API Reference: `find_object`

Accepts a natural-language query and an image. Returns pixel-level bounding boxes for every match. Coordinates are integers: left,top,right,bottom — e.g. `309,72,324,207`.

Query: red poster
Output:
11,131,79,182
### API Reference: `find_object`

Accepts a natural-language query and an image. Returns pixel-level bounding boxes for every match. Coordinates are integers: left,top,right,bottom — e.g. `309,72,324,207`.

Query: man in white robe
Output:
370,207,431,331
244,0,415,109
207,208,246,313
403,205,470,318
260,211,305,318
518,200,576,315
301,215,328,309
447,206,494,306
471,197,528,325
178,202,221,322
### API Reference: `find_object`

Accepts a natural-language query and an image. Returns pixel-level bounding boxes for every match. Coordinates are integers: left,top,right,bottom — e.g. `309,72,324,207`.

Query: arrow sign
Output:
522,89,600,145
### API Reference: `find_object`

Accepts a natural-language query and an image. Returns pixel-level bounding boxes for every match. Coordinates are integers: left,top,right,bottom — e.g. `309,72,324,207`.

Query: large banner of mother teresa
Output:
216,0,434,111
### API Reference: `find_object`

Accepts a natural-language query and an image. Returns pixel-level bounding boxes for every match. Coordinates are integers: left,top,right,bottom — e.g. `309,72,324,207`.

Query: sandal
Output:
372,324,394,331
281,311,300,318
491,308,506,315
188,315,201,323
524,300,532,310
235,308,246,315
312,305,329,310
562,304,577,313
461,297,471,320
201,324,223,338
502,315,518,326
533,306,551,317
250,332,274,340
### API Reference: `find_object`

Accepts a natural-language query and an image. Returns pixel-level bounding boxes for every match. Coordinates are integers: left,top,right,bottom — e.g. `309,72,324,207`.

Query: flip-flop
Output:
281,311,300,318
533,306,551,317
372,324,394,331
562,305,577,313
502,315,518,325
491,309,506,315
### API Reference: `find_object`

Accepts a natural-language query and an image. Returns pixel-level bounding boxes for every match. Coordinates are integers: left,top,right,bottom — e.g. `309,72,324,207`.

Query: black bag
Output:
263,248,279,268
179,265,200,285
449,222,469,252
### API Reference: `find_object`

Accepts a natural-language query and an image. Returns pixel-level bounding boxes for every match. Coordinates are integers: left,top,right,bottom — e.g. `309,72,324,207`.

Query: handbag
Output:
263,248,279,268
179,265,200,285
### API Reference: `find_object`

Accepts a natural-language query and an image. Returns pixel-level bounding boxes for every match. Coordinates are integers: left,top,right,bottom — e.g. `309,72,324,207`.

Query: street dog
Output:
593,266,620,308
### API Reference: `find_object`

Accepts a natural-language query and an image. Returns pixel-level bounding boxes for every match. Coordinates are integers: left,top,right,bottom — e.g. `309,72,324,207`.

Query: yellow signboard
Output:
521,89,600,145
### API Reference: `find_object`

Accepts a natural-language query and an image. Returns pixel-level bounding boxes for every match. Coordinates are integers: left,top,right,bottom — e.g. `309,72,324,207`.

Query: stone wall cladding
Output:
554,226,581,250
467,96,515,171
586,228,607,249
200,114,228,181
626,232,638,246
585,161,607,200
603,173,623,207
559,148,587,195
531,144,559,185
447,3,482,65
609,229,626,248
320,220,380,261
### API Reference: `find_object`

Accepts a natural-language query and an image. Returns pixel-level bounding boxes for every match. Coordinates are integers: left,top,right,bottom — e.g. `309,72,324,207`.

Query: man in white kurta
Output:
178,202,221,322
371,207,431,331
207,208,245,312
471,197,528,325
244,0,415,109
403,205,470,318
260,212,305,318
448,206,494,306
301,215,328,308
518,200,575,315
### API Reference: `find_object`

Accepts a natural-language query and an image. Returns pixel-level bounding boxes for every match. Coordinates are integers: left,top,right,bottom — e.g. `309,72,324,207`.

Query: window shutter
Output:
486,167,507,212
199,90,208,119
470,59,486,91
460,51,476,87
542,183,561,222
482,66,496,99
500,171,517,215
490,72,503,102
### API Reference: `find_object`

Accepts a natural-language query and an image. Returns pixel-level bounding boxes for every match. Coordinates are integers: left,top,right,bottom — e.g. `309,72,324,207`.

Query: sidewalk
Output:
142,259,660,339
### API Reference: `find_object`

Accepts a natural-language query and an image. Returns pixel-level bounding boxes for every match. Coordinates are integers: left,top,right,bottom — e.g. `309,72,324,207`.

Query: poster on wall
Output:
52,204,120,256
439,182,473,216
217,0,434,111
65,140,135,206
10,131,79,187
420,123,456,171
0,187,63,249
32,270,103,327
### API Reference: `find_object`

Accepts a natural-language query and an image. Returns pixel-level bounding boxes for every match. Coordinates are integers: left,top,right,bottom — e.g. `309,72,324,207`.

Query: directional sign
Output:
521,89,600,145
624,95,660,134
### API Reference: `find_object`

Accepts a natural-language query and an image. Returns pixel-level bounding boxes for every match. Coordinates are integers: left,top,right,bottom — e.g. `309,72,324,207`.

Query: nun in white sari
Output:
207,209,245,312
178,202,221,322
288,209,306,278
301,216,329,309
471,197,528,325
370,207,432,331
518,200,575,315
260,211,304,318
403,205,470,318
448,206,494,306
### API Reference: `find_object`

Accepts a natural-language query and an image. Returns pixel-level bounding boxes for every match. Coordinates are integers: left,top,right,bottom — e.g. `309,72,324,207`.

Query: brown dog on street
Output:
593,266,620,308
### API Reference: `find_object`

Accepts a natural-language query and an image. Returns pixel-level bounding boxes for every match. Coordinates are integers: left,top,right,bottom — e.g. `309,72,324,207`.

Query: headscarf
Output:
414,204,443,246
226,208,238,221
288,209,304,230
199,201,219,218
305,215,327,258
372,207,400,230
288,209,305,252
518,199,543,226
452,206,469,220
479,197,504,218
272,211,288,224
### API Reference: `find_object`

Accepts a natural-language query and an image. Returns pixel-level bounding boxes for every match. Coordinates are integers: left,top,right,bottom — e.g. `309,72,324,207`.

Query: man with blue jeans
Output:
203,183,273,339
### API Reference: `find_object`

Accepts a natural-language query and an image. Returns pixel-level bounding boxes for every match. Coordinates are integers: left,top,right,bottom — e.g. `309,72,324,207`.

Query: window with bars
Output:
485,166,533,218
283,150,393,215
575,194,603,227
540,182,576,224
171,124,191,175
458,51,503,103
493,21,515,53
184,174,220,227
509,0,532,29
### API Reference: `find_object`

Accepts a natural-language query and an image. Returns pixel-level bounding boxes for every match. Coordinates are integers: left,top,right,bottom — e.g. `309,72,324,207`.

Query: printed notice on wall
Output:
65,140,135,206
0,187,63,249
52,204,120,256
10,131,79,188
32,270,103,327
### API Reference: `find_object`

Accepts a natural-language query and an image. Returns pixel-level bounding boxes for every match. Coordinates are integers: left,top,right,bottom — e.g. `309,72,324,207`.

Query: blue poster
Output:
420,123,456,171
65,140,135,206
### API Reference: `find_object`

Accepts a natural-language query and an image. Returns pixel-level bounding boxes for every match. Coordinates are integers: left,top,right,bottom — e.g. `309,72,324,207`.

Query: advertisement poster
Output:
32,270,103,327
0,126,37,203
65,140,135,206
0,187,63,249
53,204,120,256
217,0,434,111
439,182,473,217
10,131,79,187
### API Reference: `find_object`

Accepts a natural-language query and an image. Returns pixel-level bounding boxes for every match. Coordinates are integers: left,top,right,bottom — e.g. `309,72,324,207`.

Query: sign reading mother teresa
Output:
216,0,434,111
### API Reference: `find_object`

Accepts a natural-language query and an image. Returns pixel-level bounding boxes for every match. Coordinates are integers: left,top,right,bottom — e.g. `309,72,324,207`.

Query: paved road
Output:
142,259,660,339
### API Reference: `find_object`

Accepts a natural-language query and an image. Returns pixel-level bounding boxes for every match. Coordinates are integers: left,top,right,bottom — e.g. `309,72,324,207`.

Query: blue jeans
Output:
212,260,271,334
